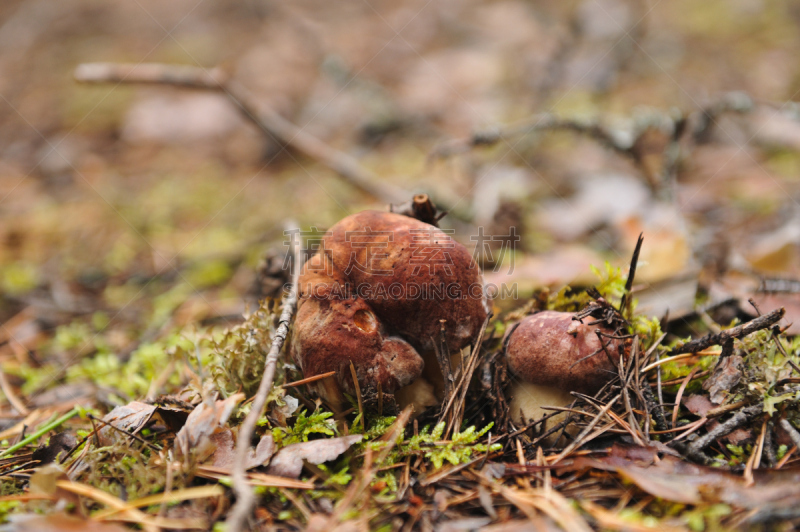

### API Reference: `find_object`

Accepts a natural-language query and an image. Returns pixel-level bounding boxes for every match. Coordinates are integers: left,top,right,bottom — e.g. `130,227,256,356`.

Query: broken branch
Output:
74,62,407,205
226,233,302,532
669,308,784,356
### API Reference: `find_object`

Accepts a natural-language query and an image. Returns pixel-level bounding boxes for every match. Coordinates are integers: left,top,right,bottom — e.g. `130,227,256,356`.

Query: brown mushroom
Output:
504,310,623,424
291,210,488,414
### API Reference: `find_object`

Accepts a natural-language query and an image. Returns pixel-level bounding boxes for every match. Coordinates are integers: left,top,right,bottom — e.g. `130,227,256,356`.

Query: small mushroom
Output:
291,210,488,414
504,310,624,425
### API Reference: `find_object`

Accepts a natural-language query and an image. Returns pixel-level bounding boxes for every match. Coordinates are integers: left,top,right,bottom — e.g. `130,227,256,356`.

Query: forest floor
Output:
3,0,800,530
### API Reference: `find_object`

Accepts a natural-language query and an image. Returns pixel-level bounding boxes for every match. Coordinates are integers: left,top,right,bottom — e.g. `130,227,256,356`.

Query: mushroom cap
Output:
505,310,622,394
292,295,424,403
291,210,488,408
320,210,487,351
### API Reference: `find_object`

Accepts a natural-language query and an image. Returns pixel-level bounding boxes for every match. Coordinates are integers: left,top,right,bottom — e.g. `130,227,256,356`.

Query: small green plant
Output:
400,422,501,469
272,409,336,447
206,302,276,397
318,463,353,487
65,332,190,398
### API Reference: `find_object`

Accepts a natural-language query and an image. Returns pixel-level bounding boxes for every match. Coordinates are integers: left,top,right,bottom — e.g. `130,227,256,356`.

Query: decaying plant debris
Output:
5,4,800,529
1,203,800,531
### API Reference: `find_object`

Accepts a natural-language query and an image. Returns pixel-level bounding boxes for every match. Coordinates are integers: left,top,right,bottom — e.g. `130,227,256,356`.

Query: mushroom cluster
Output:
291,210,488,414
504,310,624,424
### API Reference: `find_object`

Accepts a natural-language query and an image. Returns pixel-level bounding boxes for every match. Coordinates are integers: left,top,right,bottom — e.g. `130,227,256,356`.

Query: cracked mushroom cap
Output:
291,210,488,412
504,310,623,423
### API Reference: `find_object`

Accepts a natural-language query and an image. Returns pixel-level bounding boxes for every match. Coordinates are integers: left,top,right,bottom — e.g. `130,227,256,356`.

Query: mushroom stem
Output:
509,381,574,427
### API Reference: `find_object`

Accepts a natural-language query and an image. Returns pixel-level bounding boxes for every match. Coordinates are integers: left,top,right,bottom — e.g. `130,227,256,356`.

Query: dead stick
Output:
780,419,800,451
669,308,784,355
430,113,632,161
74,62,407,205
226,234,302,532
686,404,763,456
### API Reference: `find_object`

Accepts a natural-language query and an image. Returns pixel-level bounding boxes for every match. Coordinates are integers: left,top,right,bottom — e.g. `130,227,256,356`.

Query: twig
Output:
282,371,336,388
430,113,631,161
641,351,718,374
705,399,750,418
430,92,757,196
668,308,784,355
780,419,800,452
685,404,763,457
642,385,669,435
226,236,302,532
74,62,407,205
88,413,162,451
620,233,643,319
763,421,777,467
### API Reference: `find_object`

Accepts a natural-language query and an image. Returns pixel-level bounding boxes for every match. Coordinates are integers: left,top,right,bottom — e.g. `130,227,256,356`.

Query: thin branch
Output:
685,404,763,457
620,233,643,318
430,113,631,161
226,235,302,532
668,307,784,355
780,418,800,451
74,62,407,205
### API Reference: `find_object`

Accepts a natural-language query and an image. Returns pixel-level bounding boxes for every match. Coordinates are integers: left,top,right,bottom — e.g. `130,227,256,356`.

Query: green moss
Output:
399,422,501,469
53,321,92,352
0,263,38,295
65,332,190,398
272,409,336,447
185,259,233,289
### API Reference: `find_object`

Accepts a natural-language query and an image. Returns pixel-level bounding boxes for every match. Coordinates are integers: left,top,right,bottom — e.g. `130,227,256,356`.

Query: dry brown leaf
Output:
684,394,714,417
174,394,244,464
28,464,69,497
208,429,236,469
267,435,363,478
247,434,276,469
32,431,76,465
97,402,156,446
571,444,800,514
703,355,743,404
209,431,274,470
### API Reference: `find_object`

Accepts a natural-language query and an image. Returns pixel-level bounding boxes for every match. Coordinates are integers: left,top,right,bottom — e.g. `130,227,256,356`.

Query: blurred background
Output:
2,0,800,400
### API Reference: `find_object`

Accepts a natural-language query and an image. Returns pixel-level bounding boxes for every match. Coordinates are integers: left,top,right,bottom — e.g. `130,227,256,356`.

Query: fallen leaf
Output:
174,394,244,463
97,402,156,446
247,434,276,469
31,431,76,465
150,396,194,432
208,429,236,469
209,431,274,470
684,394,714,417
569,443,800,515
28,464,69,497
703,355,743,404
267,435,363,478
